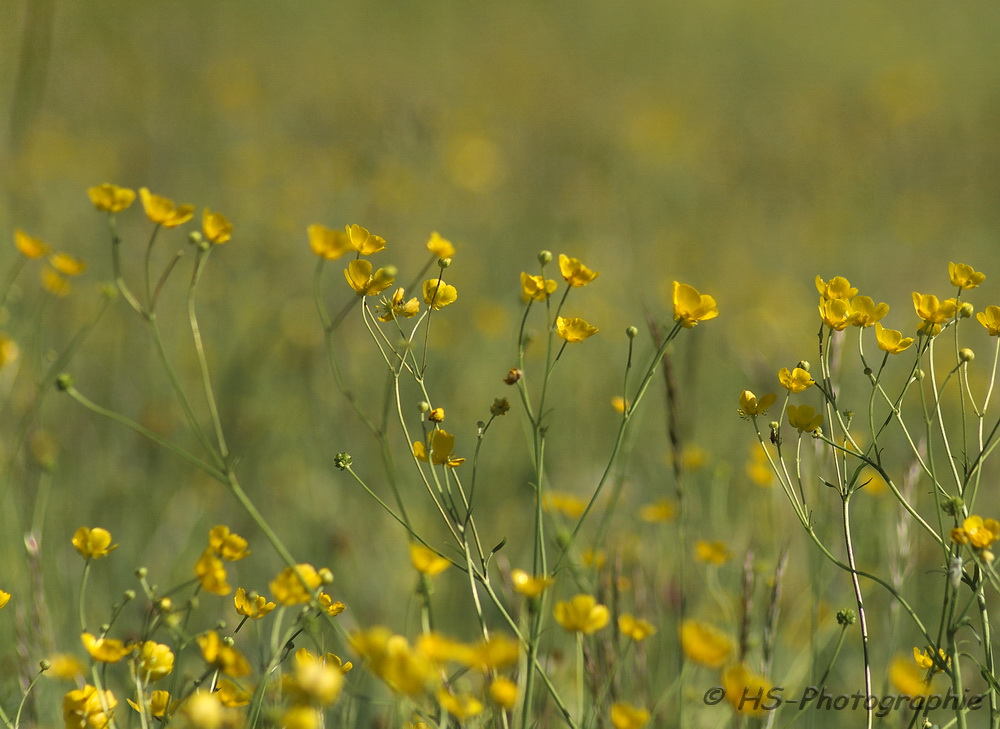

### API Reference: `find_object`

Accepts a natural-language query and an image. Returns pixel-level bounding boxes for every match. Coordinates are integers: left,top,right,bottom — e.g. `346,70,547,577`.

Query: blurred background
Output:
2,0,1000,723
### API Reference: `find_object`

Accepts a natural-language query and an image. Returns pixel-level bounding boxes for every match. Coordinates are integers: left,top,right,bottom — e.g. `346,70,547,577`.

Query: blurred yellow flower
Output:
41,267,71,296
427,231,456,259
722,663,772,717
0,334,19,368
438,689,484,720
234,587,276,619
618,614,657,641
818,298,857,330
542,492,587,518
875,322,914,354
582,548,607,569
49,252,87,276
0,590,9,610
521,272,557,302
695,540,731,565
554,594,609,634
14,229,49,259
556,316,598,342
851,296,889,327
203,208,233,244
139,188,194,228
778,367,813,393
610,702,650,729
88,183,136,213
345,259,396,297
350,627,440,696
308,224,352,260
889,654,931,696
815,275,857,301
423,278,458,309
208,525,250,561
977,305,1000,336
270,564,323,605
378,287,420,321
913,646,949,672
747,445,774,487
72,527,118,559
558,254,599,287
284,649,344,706
183,690,226,728
949,262,985,290
611,395,631,414
196,631,250,677
194,549,231,596
912,292,957,335
216,678,251,707
470,635,520,670
136,641,174,681
680,620,733,668
511,569,553,598
347,224,387,255
46,653,86,680
672,281,718,328
490,678,518,710
786,404,823,433
81,632,134,663
737,390,776,419
639,499,676,523
63,685,117,729
409,543,451,576
428,407,445,422
127,690,170,717
950,515,1000,549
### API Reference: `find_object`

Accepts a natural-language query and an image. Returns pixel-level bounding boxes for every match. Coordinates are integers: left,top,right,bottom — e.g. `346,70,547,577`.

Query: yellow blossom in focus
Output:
346,224,386,255
786,404,823,433
41,267,71,296
196,631,250,677
208,525,250,561
308,224,352,260
950,515,1000,549
889,655,932,696
127,690,170,717
680,620,733,668
427,231,455,259
520,272,557,302
14,229,49,259
875,322,914,354
556,316,599,342
815,275,857,301
695,540,730,565
203,208,233,244
270,564,323,605
558,254,599,287
345,259,396,296
138,188,194,228
511,569,553,598
737,390,776,419
913,292,957,336
722,663,772,717
977,305,1000,336
194,549,231,595
318,592,346,616
554,594,609,634
778,367,813,393
851,296,889,327
619,614,657,641
423,278,458,309
428,407,445,422
88,184,135,213
378,288,420,321
640,499,676,523
610,702,650,729
63,685,117,729
50,253,87,276
949,262,985,290
136,641,174,681
818,298,857,330
47,653,86,680
72,527,118,559
81,633,134,663
216,678,251,707
409,543,451,576
413,429,465,466
542,492,586,518
438,689,484,720
913,646,949,673
672,281,718,328
234,587,275,620
490,678,518,710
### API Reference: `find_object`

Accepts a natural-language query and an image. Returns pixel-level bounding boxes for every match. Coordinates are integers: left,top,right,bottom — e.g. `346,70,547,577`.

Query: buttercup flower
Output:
139,188,194,228
41,267,71,296
949,262,985,290
349,627,440,696
412,429,465,467
889,655,932,696
63,685,117,729
82,633,134,663
694,540,730,565
610,702,650,729
203,208,233,244
208,525,250,561
0,590,9,610
737,390,776,419
216,679,252,707
950,515,1000,549
318,592,346,616
270,564,323,605
427,231,456,259
345,259,396,296
977,305,1000,336
14,229,49,259
378,288,420,321
409,543,451,576
912,292,957,335
284,649,345,706
542,492,586,518
422,278,458,309
88,184,135,213
672,282,718,328
46,653,86,680
818,298,857,330
0,334,19,368
875,322,914,354
618,614,657,641
851,296,889,327
127,690,170,717
136,641,174,681
489,678,518,710
234,587,276,619
72,527,118,559
913,646,949,673
346,224,387,255
786,404,823,433
679,620,733,668
553,594,609,634
196,631,251,676
308,224,353,260
520,272,557,302
438,689,484,720
722,663,772,717
50,253,87,276
510,569,553,598
194,549,231,595
815,275,857,301
556,316,598,342
778,367,814,393
558,254,599,287
639,499,677,523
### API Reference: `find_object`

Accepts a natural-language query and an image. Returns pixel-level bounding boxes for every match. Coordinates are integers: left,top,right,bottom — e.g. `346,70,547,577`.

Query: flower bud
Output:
797,361,810,372
418,401,431,413
625,326,638,339
914,369,925,381
538,250,553,265
437,258,452,269
319,567,334,584
136,567,148,579
960,302,974,318
39,659,51,671
55,373,73,391
836,608,856,626
188,231,204,246
960,348,975,363
334,453,352,471
123,589,135,601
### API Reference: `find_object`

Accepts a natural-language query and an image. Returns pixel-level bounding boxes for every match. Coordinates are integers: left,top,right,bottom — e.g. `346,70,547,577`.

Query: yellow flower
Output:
282,706,320,729
520,272,557,302
553,594,610,634
81,633,134,663
851,296,889,327
558,254,599,287
611,395,631,414
318,592,346,616
427,231,456,259
618,614,657,641
672,281,718,328
41,267,71,296
88,184,136,213
136,641,174,681
138,188,194,227
270,564,323,605
469,635,520,670
194,549,231,595
815,275,857,301
511,569,553,598
639,499,676,523
196,631,250,677
46,653,86,680
63,685,117,729
977,305,1000,336
489,678,518,710
428,407,445,422
582,548,606,569
413,429,464,466
409,543,451,576
818,298,857,330
786,404,823,433
438,689,484,720
423,278,458,309
234,587,276,619
913,646,949,673
610,702,650,729
874,322,914,354
694,540,731,565
127,690,170,717
949,262,985,290
950,515,1000,549
747,445,774,487
0,590,9,610
284,649,344,706
680,620,733,668
556,316,599,342
202,208,233,244
14,229,49,259
183,691,226,728
912,292,957,335
737,390,776,419
778,367,813,393
49,253,87,276
308,224,352,260
350,627,440,696
208,525,250,561
345,259,396,296
0,333,19,368
72,527,118,559
216,678,251,706
378,288,420,321
346,224,387,255
889,654,932,696
722,663,772,717
542,492,586,518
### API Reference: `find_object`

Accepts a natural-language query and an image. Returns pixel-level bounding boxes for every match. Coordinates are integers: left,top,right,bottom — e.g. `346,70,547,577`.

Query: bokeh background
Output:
3,0,1000,724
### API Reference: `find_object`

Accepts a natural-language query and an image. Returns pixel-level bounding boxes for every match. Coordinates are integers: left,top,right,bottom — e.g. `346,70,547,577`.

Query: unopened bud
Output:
538,250,553,265
914,369,925,381
797,361,810,372
319,567,334,584
135,567,148,579
39,659,51,671
836,608,856,626
960,302,974,318
960,348,975,363
55,374,73,391
188,231,204,246
625,326,638,340
123,590,135,601
437,258,451,269
418,401,431,413
333,453,352,471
